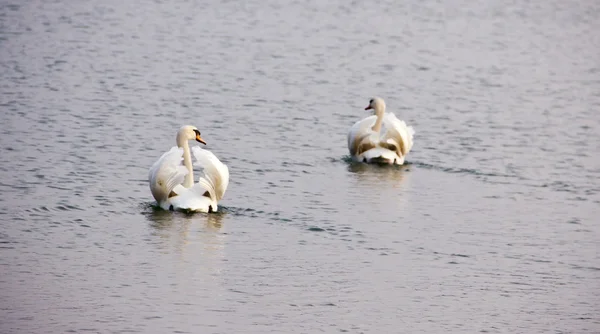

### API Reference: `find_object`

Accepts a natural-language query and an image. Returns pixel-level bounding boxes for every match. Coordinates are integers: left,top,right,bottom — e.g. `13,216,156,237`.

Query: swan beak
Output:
365,106,373,110
195,134,206,145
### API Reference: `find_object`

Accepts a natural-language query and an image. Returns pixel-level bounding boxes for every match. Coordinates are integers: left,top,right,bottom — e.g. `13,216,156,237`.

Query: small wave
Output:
411,161,517,179
140,202,290,223
411,161,599,199
220,205,290,223
540,181,578,194
27,204,83,213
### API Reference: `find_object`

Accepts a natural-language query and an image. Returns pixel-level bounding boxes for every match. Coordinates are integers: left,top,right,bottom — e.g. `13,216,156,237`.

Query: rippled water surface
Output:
1,0,599,333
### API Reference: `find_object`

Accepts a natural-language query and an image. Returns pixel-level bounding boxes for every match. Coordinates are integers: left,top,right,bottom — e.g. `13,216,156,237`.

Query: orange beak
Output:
195,134,206,145
365,106,372,110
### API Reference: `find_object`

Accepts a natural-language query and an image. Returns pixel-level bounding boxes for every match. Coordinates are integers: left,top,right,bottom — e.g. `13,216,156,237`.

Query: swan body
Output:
149,125,229,213
347,97,415,165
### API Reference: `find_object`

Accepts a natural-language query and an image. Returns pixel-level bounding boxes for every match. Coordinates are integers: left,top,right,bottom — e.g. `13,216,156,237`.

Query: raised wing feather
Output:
191,146,229,201
148,146,188,204
382,113,415,157
347,115,377,156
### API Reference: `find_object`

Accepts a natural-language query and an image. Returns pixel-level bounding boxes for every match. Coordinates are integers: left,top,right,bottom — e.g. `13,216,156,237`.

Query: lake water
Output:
1,0,599,333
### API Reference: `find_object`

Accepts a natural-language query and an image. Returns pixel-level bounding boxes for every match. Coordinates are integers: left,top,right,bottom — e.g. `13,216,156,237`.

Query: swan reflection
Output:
344,162,413,213
347,161,410,187
145,206,227,278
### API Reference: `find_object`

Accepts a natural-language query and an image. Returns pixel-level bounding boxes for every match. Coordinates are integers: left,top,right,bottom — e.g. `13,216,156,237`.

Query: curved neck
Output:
371,105,385,133
177,135,194,188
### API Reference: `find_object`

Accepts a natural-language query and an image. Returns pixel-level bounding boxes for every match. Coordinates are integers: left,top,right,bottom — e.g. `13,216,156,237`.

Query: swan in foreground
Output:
347,97,415,165
149,125,229,213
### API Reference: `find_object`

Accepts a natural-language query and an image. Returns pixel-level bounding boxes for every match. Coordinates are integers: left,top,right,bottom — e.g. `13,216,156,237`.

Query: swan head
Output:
178,125,206,145
365,97,386,115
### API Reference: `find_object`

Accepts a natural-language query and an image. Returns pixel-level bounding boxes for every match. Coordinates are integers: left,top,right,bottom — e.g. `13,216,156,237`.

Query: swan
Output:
148,125,229,213
347,97,415,165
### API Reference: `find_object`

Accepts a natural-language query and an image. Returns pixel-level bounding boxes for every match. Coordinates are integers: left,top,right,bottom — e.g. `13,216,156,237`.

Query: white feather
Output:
148,146,188,206
381,113,415,157
347,98,415,165
148,126,229,213
192,146,229,202
347,115,377,156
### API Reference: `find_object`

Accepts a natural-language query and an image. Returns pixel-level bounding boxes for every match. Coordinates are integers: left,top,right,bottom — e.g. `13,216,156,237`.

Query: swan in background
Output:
149,125,229,213
347,97,415,165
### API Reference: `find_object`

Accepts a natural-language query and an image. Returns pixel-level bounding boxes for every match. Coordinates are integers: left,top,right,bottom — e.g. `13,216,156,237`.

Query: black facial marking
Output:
369,99,374,104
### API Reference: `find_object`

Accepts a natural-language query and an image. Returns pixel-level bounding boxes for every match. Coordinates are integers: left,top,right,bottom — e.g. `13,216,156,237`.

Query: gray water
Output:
1,0,599,333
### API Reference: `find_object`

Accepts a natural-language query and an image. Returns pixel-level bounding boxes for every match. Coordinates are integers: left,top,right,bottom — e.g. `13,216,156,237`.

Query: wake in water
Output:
142,202,287,221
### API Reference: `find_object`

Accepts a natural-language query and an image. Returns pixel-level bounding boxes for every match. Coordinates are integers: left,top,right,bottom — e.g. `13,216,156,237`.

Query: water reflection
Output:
145,205,179,229
346,161,411,189
144,206,227,274
145,204,226,233
206,211,225,230
197,212,227,279
145,207,193,254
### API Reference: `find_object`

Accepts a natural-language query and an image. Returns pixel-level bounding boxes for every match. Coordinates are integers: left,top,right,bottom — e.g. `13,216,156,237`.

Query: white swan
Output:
148,125,229,213
347,97,415,165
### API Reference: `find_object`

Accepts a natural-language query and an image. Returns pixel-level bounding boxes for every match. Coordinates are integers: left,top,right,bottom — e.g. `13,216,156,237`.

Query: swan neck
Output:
177,135,194,188
372,105,385,133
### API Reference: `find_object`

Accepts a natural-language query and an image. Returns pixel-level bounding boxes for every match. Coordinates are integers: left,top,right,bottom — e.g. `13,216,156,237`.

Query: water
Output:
1,0,599,332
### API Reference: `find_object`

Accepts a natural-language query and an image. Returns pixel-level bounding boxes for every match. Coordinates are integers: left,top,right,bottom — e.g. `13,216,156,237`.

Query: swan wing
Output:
191,146,229,201
347,115,377,156
382,112,415,157
148,146,188,204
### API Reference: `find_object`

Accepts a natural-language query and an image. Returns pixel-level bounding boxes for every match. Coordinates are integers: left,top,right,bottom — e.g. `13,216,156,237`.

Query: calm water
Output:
1,0,599,333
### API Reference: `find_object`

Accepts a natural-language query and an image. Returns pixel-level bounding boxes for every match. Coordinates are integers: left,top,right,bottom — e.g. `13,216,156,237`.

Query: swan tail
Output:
168,184,214,212
360,147,404,165
191,146,229,202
